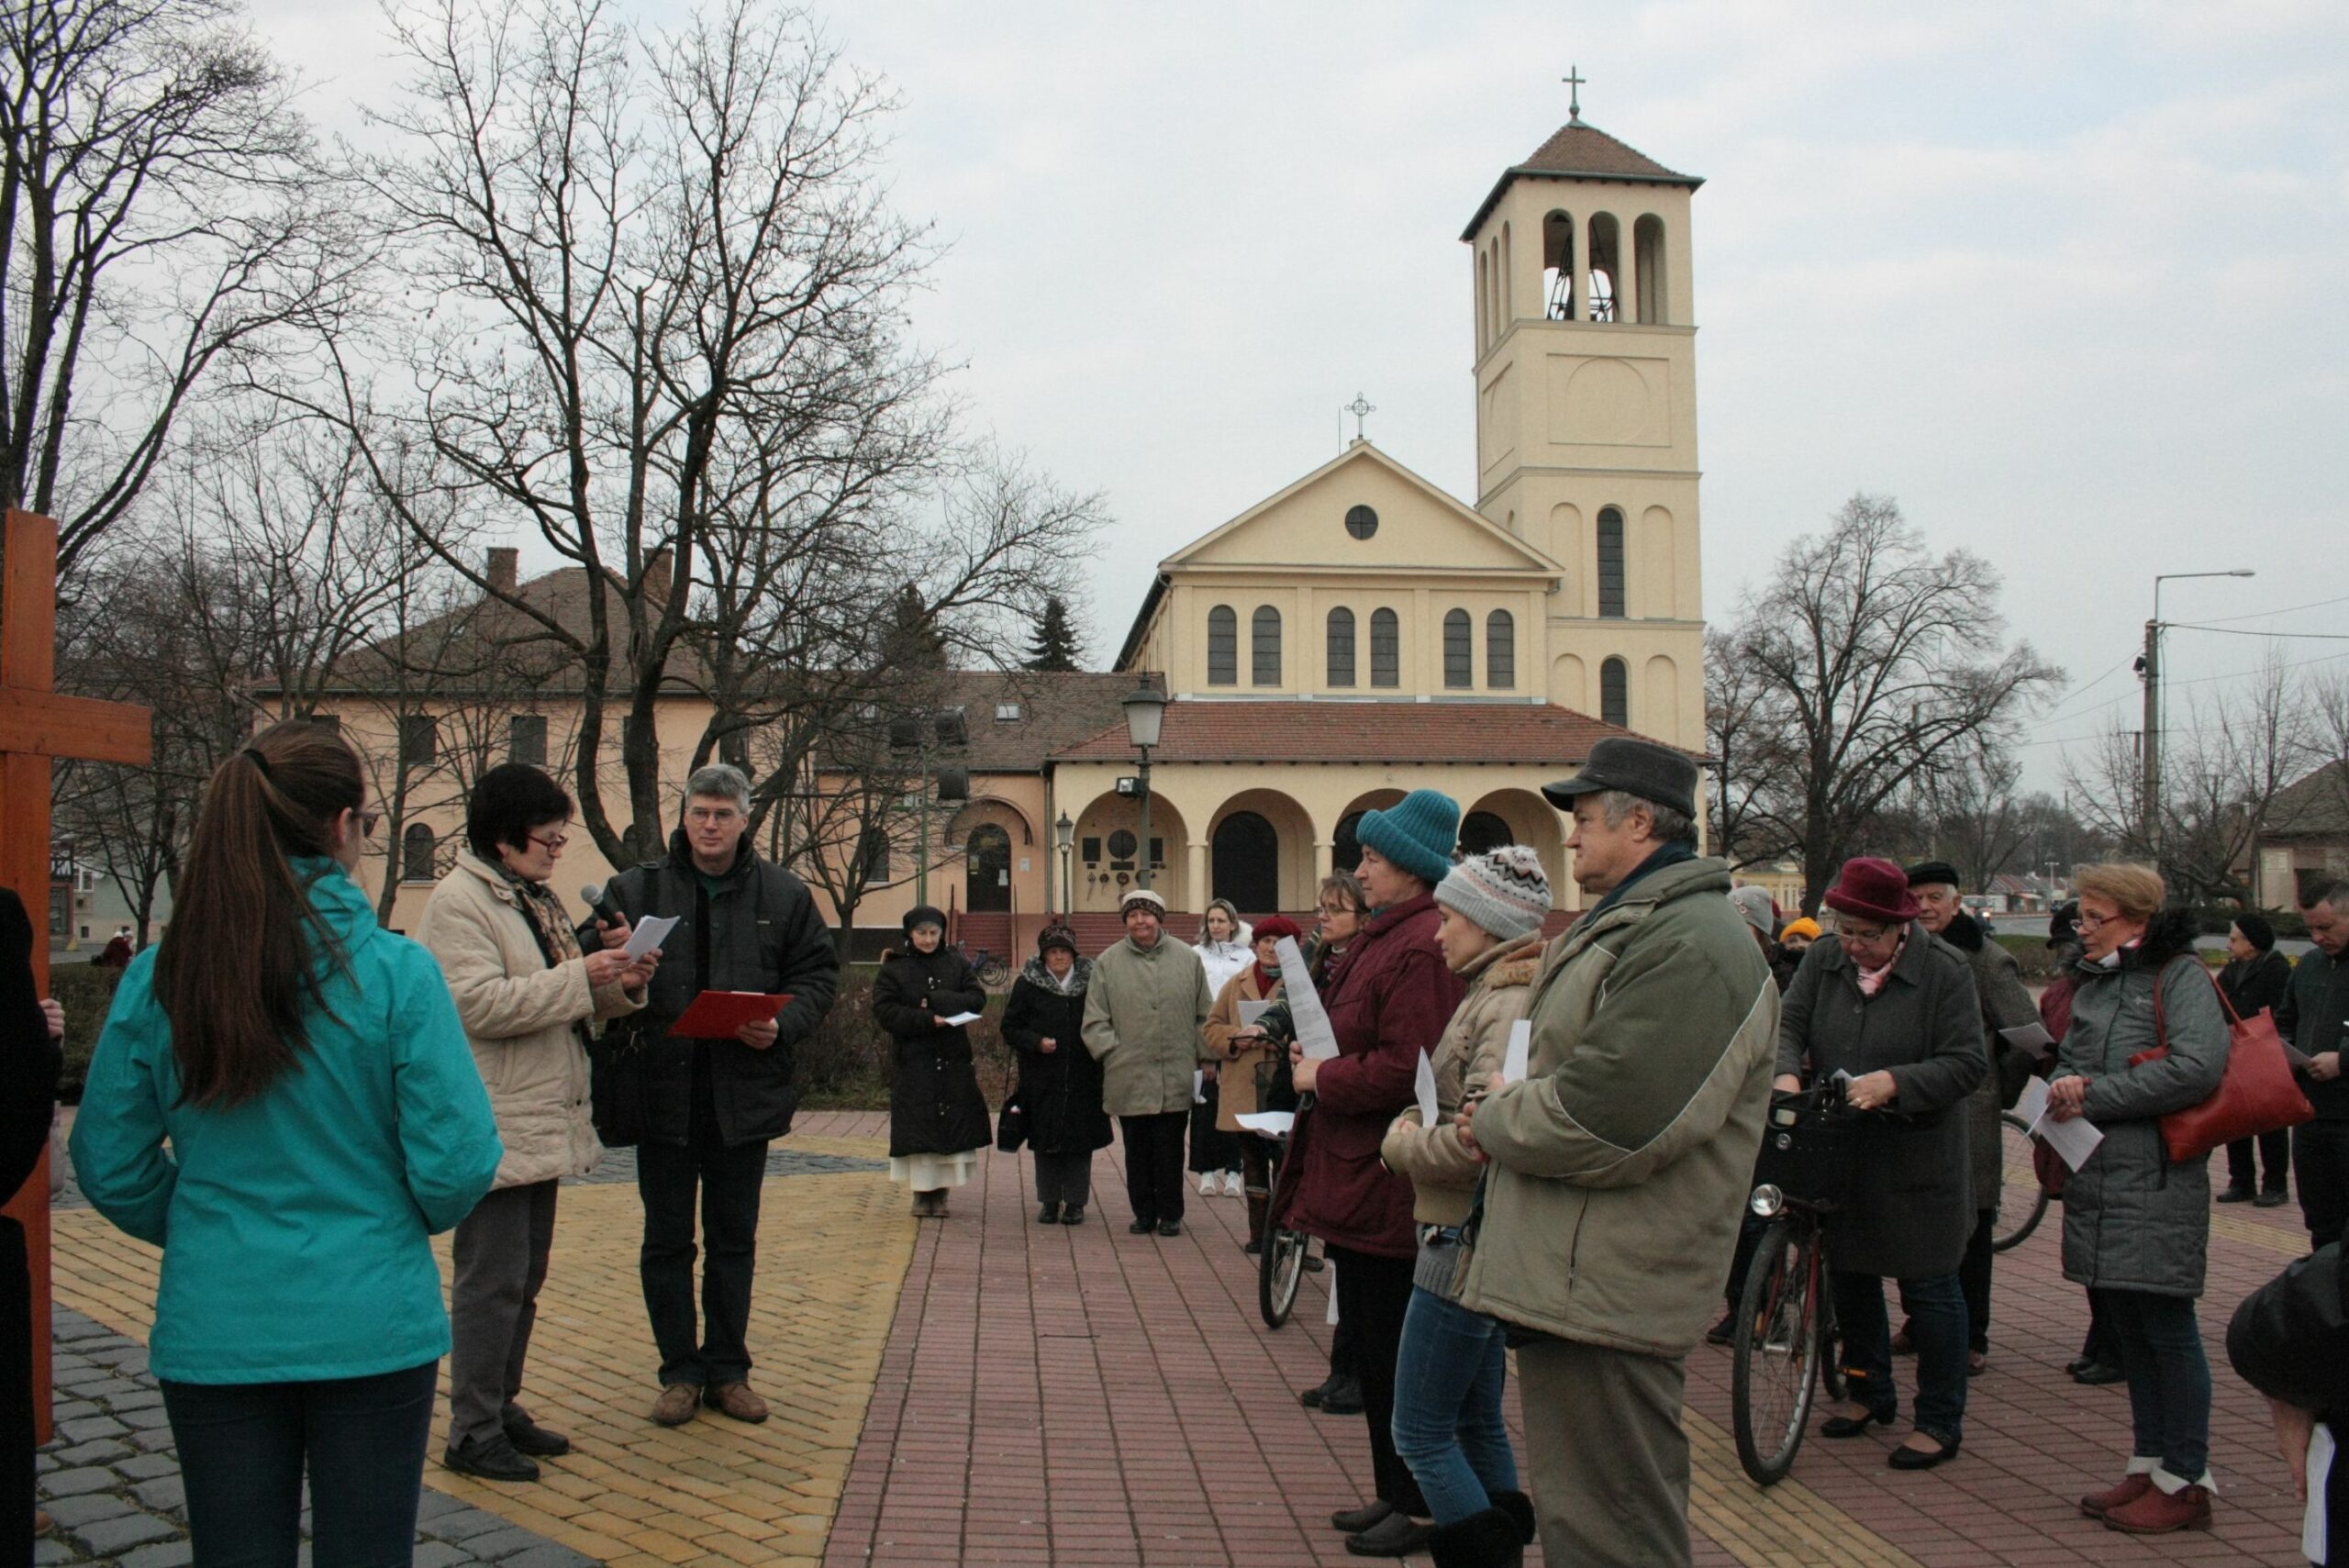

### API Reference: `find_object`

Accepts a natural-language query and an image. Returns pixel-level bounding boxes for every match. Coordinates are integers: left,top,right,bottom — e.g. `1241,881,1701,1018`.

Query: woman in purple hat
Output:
1773,856,1987,1471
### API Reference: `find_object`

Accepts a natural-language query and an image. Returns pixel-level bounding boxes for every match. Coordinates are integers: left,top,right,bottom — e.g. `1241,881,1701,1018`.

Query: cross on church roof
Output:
1344,393,1375,442
1564,64,1586,125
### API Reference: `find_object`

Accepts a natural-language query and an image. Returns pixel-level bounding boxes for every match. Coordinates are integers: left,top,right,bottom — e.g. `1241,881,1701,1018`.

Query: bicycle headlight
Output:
1748,1184,1784,1218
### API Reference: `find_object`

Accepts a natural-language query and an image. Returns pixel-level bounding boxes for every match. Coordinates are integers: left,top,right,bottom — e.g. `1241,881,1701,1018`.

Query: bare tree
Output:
1717,494,2064,911
0,0,356,571
1918,740,2032,894
1704,626,1795,868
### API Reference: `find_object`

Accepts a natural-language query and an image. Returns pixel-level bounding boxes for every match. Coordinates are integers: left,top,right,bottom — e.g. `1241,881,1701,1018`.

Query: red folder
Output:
668,991,793,1039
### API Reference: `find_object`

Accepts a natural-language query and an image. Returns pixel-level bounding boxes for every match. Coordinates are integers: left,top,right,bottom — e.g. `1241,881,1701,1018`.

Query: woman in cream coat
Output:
418,763,655,1483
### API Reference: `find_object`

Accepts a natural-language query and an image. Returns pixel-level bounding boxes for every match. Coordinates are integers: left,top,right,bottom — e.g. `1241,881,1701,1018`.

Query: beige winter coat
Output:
417,851,643,1189
1082,934,1215,1117
1204,966,1278,1130
1379,933,1543,1227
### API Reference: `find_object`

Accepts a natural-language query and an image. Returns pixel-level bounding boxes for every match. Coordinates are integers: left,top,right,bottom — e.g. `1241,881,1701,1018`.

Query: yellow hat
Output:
1779,917,1823,941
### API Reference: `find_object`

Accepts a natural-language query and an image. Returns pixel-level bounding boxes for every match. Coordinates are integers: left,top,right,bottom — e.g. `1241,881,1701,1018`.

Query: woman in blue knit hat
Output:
1280,787,1466,1557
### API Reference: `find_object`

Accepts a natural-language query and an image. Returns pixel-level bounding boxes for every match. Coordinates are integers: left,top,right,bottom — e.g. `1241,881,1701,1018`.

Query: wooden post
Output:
0,509,152,1444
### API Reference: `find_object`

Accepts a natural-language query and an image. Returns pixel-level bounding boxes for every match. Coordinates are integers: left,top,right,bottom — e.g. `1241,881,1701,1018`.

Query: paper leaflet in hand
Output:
1414,1050,1441,1129
1998,1020,2057,1060
1501,1020,1531,1083
939,1011,983,1028
1235,1110,1295,1136
622,914,679,962
1194,1069,1207,1106
1275,936,1339,1060
1238,1000,1274,1028
2014,1074,2104,1172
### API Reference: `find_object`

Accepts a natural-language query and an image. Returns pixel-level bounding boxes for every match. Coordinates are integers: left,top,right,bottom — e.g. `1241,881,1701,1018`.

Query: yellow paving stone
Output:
50,1143,911,1567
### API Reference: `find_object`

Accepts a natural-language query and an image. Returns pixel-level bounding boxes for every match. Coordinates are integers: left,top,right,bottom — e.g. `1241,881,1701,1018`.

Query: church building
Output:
1039,105,1710,931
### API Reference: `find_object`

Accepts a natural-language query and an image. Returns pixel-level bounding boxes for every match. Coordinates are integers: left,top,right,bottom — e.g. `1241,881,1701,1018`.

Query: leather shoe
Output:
650,1382,702,1427
705,1381,769,1423
1156,1219,1182,1238
1967,1350,1987,1377
1703,1311,1736,1347
1820,1407,1894,1438
2256,1188,2291,1207
1037,1202,1061,1225
444,1432,540,1483
1319,1375,1365,1416
2072,1360,2125,1385
1061,1205,1085,1225
1330,1500,1394,1533
1345,1511,1433,1557
2216,1184,2255,1204
1128,1218,1157,1234
2080,1473,2154,1518
502,1411,570,1457
1242,1238,1263,1255
1301,1373,1338,1408
2103,1483,2211,1534
1887,1434,1960,1470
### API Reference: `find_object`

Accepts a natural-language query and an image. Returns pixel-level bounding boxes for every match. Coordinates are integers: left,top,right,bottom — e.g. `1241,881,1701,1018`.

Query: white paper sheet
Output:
1415,1050,1441,1128
1326,1279,1341,1325
939,1011,983,1028
1193,1069,1206,1106
1502,1020,1531,1083
2308,1421,2334,1564
1275,936,1340,1060
1235,1111,1295,1136
2015,1075,2105,1172
622,913,679,961
1238,1001,1274,1028
1998,1019,2058,1058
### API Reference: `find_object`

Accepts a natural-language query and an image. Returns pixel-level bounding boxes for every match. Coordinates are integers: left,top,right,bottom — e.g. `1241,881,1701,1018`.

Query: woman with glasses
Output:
71,724,504,1556
417,763,659,1482
1773,857,1986,1472
2049,864,2228,1534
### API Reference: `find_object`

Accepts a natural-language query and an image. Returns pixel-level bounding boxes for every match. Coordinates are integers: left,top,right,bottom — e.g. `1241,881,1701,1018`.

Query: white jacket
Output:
417,851,642,1189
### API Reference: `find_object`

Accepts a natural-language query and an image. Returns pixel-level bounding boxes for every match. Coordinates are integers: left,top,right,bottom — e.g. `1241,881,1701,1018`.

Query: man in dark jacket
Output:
601,764,840,1429
0,890,61,1563
2219,913,2295,1205
2283,885,2349,1251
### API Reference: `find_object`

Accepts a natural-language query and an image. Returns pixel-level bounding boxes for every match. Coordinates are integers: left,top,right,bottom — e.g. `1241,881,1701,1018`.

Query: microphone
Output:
581,882,626,929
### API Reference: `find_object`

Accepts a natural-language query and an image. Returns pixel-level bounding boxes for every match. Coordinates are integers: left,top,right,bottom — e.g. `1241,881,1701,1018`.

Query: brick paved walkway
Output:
39,1109,2324,1565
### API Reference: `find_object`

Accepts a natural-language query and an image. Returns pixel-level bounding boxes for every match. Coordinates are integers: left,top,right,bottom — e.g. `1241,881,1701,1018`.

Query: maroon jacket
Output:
1286,893,1466,1259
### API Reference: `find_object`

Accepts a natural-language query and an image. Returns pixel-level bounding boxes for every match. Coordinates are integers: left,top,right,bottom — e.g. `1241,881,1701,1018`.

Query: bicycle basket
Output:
1753,1090,1858,1210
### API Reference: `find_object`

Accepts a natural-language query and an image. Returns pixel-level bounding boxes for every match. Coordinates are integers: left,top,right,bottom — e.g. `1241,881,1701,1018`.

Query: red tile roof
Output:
1049,701,1678,766
1461,119,1702,239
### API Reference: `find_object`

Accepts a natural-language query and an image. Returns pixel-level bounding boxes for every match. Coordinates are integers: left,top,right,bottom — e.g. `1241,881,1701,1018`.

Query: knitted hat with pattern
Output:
1434,845,1553,942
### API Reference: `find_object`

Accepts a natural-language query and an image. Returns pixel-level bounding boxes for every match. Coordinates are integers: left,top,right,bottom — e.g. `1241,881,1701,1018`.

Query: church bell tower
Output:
1464,81,1706,748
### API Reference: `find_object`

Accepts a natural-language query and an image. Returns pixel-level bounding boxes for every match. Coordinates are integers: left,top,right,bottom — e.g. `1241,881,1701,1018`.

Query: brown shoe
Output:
705,1380,770,1423
2079,1473,2153,1518
33,1509,51,1536
2103,1483,2211,1534
650,1382,702,1427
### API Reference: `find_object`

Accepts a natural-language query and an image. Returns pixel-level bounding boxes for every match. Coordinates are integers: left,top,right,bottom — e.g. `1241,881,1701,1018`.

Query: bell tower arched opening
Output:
1542,210,1576,320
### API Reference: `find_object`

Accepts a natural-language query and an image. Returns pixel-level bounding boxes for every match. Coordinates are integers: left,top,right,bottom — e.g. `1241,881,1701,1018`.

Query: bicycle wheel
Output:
1732,1216,1826,1486
1992,1109,2051,1252
977,954,1009,988
1259,1224,1308,1329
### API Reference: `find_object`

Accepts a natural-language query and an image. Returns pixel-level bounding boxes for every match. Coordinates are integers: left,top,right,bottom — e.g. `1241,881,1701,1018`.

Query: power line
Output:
2176,592,2349,628
2169,621,2349,643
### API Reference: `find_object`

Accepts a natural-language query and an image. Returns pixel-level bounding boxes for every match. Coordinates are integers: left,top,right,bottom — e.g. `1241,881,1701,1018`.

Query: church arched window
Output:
1443,610,1473,689
1370,608,1400,688
1486,610,1516,689
1600,658,1630,728
1251,606,1282,686
402,822,438,884
1327,607,1356,687
1542,210,1576,320
1635,215,1667,325
1588,214,1622,323
1598,507,1626,618
1207,605,1237,685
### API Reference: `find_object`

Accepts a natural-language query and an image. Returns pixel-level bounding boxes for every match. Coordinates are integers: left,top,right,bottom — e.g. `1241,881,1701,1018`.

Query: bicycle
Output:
1991,1107,2052,1251
1255,1109,1312,1328
1731,1082,1855,1487
954,941,1010,988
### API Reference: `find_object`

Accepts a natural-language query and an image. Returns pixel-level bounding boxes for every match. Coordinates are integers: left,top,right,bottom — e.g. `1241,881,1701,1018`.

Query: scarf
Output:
1252,959,1283,995
1853,929,1908,998
495,862,592,1047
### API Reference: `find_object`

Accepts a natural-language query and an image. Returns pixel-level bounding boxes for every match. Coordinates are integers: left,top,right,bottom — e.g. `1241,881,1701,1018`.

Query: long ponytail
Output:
154,721,365,1107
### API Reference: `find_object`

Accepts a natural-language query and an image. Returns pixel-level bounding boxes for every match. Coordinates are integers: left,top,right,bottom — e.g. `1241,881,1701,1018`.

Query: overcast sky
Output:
252,0,2349,789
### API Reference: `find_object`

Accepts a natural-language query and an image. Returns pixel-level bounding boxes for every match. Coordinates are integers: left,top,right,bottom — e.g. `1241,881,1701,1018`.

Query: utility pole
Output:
2141,615,2160,853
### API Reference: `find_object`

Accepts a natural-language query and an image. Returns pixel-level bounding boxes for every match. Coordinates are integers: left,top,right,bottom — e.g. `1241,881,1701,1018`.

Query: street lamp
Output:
1054,811,1074,915
2140,570,2256,851
1121,681,1168,891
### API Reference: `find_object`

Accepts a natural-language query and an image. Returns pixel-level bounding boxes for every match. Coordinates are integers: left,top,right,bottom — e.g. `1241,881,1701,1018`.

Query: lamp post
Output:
1121,681,1168,892
2141,570,2255,852
1054,811,1074,916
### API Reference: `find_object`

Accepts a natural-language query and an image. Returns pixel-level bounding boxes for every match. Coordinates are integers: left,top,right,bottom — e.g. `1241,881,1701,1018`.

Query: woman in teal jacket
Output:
71,722,502,1564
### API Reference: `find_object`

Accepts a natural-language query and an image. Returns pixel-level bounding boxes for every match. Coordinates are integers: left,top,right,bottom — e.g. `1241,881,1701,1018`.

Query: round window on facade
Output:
1345,505,1378,540
1107,828,1139,861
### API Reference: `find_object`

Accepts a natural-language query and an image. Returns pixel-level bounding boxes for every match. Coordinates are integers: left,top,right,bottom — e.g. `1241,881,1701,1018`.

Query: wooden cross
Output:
0,507,153,1444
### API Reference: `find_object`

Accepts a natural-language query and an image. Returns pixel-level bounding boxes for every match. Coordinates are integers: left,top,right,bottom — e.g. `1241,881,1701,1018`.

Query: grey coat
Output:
1081,935,1215,1117
1776,929,1987,1280
1939,913,2042,1214
2053,910,2229,1299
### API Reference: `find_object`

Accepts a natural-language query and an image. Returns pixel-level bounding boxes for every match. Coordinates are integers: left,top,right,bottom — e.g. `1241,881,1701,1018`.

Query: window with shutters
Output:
1370,608,1400,688
1207,606,1237,685
1252,606,1282,686
1443,610,1472,688
1326,608,1356,686
1487,611,1516,689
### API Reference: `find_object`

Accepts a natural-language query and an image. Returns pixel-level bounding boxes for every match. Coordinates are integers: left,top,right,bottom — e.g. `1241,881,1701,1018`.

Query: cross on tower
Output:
1564,64,1586,125
1344,393,1376,442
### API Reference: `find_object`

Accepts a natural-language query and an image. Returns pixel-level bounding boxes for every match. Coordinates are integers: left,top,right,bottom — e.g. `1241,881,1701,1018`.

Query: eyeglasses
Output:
685,807,742,826
528,830,569,852
1830,917,1891,943
1318,902,1358,917
2076,909,2114,930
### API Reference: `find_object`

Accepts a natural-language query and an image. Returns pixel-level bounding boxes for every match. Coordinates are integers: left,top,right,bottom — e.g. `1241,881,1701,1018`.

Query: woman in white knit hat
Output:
1378,844,1552,1564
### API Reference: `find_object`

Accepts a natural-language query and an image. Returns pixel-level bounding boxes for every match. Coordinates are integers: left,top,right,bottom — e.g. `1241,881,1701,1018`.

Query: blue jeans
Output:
2093,1287,2211,1481
1391,1283,1519,1525
1831,1269,1967,1444
160,1361,439,1566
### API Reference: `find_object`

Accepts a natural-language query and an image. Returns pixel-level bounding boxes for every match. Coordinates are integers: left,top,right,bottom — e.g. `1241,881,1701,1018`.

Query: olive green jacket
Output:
1082,934,1216,1117
1453,856,1778,1358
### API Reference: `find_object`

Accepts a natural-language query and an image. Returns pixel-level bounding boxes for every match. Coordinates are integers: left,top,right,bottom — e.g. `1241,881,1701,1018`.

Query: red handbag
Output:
2125,958,2314,1164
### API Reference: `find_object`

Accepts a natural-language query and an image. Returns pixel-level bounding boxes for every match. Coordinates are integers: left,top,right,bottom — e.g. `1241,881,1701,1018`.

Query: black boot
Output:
1489,1489,1537,1545
1428,1506,1524,1568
